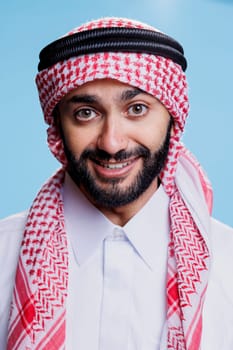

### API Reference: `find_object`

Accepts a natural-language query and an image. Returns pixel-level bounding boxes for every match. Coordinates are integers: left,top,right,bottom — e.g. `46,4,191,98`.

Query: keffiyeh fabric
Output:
7,17,212,349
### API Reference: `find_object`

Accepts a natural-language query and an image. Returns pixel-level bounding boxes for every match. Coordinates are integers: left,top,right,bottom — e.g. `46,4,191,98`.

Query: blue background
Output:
1,0,233,227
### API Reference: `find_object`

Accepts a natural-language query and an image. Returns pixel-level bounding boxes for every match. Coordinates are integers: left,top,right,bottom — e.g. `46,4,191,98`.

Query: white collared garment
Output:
63,174,170,350
1,175,233,349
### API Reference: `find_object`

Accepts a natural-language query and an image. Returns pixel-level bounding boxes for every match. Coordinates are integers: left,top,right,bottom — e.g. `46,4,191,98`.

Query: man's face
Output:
58,79,172,208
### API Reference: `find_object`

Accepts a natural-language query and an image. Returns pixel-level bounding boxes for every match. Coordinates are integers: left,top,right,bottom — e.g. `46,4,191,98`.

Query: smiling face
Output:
57,78,172,212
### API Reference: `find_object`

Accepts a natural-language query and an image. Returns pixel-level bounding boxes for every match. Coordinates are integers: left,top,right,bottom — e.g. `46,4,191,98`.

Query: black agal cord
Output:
38,27,187,72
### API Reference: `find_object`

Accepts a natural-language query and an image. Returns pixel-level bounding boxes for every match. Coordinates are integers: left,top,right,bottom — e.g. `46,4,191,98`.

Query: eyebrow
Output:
120,88,145,101
65,87,146,106
67,95,98,104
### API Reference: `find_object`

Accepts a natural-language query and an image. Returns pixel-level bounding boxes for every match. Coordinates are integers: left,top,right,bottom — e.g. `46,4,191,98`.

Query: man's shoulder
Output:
210,217,233,257
0,211,28,284
209,217,233,281
210,217,233,247
0,211,28,245
0,211,28,232
203,218,233,348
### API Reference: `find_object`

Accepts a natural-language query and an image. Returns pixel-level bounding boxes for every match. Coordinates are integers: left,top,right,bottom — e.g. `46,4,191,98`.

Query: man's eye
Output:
127,104,148,117
74,108,98,121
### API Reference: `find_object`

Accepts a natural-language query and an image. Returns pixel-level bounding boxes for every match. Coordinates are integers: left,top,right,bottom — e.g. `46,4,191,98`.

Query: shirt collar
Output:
62,173,170,268
62,173,113,265
123,185,170,269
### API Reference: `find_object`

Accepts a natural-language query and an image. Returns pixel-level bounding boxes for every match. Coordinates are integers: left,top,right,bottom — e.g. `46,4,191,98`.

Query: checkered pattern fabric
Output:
7,17,212,349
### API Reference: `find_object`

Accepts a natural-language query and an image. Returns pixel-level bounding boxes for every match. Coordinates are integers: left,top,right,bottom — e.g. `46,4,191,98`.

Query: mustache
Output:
80,146,150,162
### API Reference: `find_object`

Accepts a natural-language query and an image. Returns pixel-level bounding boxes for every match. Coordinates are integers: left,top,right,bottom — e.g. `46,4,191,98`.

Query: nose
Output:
97,115,128,155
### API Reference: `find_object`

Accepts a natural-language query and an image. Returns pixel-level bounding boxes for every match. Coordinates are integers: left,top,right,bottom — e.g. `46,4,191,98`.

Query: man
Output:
1,17,233,350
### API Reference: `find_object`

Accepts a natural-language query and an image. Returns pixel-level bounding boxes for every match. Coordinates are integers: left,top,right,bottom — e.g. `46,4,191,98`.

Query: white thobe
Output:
63,174,169,350
1,171,233,349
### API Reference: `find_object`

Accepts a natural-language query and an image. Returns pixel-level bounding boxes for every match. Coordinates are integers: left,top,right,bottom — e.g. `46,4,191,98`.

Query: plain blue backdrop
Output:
1,0,233,227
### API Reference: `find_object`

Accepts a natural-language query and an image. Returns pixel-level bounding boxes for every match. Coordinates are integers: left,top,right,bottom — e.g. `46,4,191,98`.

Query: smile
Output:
91,157,138,178
100,161,131,169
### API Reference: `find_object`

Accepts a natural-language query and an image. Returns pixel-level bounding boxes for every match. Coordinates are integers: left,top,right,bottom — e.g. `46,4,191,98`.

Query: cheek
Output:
136,119,170,150
62,125,97,156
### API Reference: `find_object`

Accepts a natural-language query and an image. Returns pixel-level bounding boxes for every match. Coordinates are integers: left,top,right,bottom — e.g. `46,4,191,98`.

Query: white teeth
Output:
102,162,129,169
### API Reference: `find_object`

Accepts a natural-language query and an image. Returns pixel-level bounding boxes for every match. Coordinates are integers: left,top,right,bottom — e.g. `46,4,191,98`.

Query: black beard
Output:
62,120,172,208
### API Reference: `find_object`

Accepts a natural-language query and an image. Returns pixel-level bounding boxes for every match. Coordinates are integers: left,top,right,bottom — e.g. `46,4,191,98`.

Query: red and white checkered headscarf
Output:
7,17,212,349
